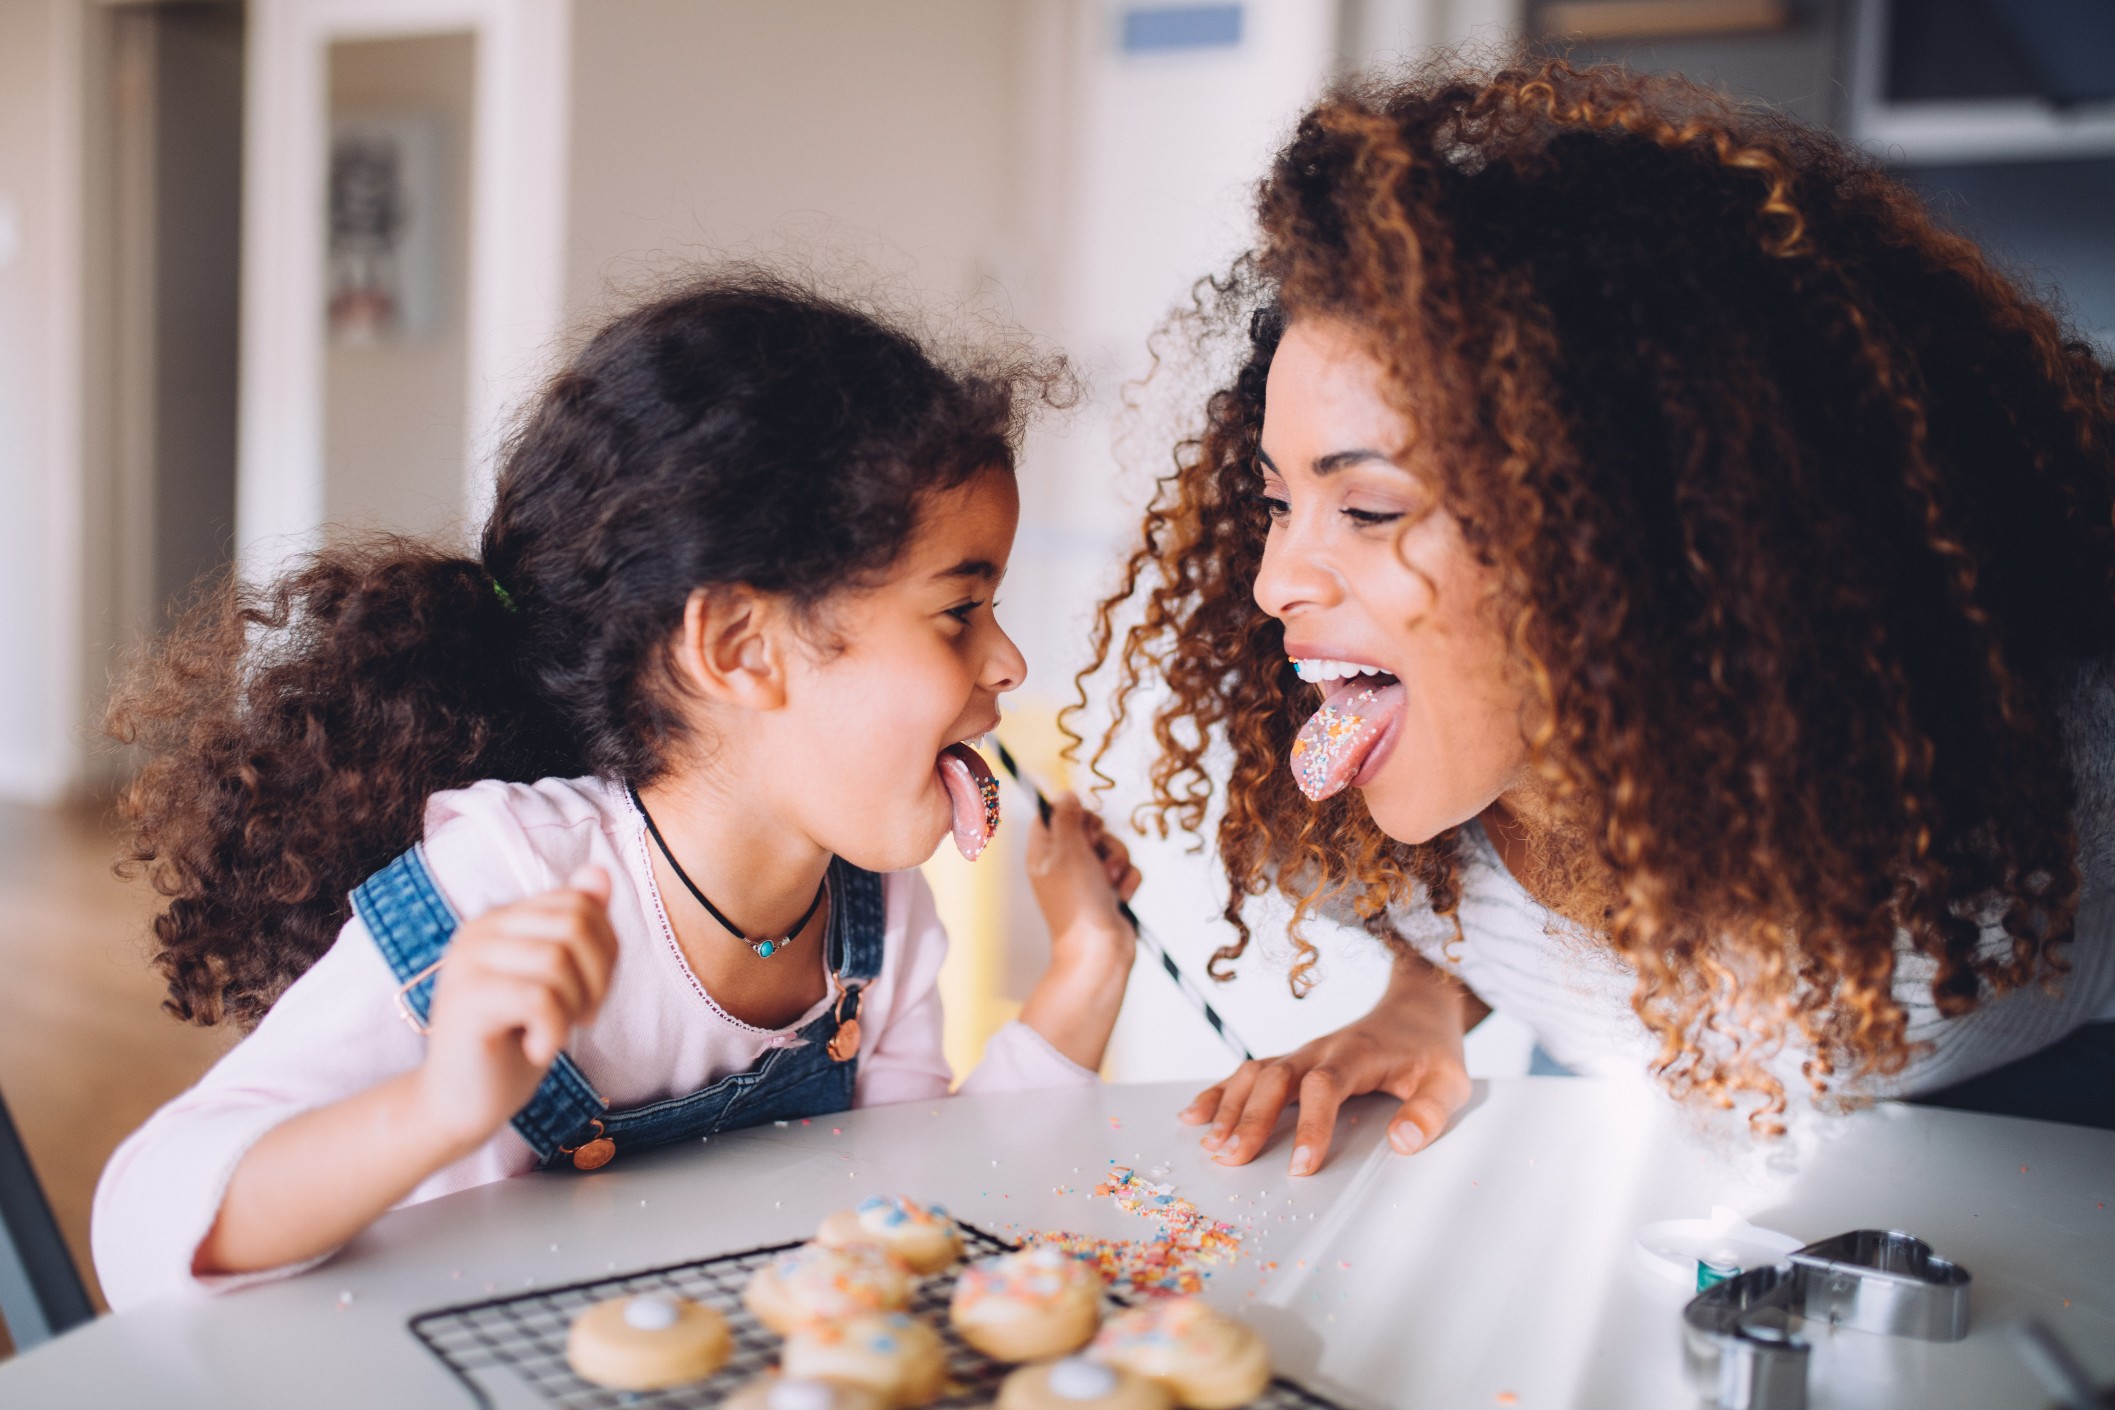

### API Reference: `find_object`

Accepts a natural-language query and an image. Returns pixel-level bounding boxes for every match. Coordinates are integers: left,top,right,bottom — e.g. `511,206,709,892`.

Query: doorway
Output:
97,1,244,647
322,31,476,542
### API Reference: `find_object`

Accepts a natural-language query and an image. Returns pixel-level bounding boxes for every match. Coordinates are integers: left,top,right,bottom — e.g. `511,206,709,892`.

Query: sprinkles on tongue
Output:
938,743,1001,860
1022,1166,1243,1298
1288,676,1394,802
1291,701,1368,800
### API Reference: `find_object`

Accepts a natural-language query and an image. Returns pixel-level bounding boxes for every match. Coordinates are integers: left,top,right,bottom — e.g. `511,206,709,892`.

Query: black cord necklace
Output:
628,784,827,959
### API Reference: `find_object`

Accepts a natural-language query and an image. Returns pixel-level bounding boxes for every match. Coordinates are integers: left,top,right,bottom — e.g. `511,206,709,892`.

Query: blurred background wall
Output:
0,0,2111,1333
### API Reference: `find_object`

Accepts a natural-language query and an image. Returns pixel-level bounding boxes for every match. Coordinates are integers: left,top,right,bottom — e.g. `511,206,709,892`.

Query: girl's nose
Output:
985,622,1027,695
1252,519,1340,621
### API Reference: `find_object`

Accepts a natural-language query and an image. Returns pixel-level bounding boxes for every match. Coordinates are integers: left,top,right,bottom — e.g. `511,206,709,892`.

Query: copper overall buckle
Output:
561,1118,615,1171
825,973,864,1063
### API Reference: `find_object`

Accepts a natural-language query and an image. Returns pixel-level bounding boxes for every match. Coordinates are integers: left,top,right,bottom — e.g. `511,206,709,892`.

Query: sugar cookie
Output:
998,1356,1174,1410
564,1292,730,1390
818,1195,963,1275
721,1373,890,1410
950,1246,1104,1362
1089,1299,1270,1409
744,1242,913,1335
781,1312,949,1407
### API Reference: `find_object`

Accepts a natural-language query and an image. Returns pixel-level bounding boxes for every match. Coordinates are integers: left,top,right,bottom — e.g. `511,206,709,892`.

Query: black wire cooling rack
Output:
407,1220,1347,1409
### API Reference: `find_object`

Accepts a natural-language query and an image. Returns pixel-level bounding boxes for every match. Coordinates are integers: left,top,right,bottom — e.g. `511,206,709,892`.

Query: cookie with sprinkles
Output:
818,1194,963,1275
951,1245,1105,1362
743,1241,912,1335
1090,1298,1270,1409
998,1356,1173,1410
781,1312,948,1408
565,1292,731,1391
721,1374,888,1410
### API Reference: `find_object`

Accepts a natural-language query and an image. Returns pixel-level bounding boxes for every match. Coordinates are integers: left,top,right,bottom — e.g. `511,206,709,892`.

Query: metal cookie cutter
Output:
1683,1229,1971,1410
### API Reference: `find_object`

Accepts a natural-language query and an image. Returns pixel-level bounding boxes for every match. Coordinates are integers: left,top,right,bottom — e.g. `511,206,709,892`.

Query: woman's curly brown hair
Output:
1077,58,2115,1123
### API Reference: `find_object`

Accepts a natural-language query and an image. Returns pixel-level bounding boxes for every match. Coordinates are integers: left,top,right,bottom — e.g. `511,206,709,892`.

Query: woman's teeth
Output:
1290,657,1392,684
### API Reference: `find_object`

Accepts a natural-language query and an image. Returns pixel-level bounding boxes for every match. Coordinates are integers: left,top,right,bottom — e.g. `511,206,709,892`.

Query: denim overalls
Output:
349,846,885,1169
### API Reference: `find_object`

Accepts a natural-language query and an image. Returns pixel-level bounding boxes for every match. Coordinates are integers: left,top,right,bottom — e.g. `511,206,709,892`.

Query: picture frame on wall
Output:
326,112,449,343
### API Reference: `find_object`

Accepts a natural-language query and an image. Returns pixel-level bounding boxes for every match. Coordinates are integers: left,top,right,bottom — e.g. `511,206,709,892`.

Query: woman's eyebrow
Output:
1255,446,1392,476
1314,449,1390,475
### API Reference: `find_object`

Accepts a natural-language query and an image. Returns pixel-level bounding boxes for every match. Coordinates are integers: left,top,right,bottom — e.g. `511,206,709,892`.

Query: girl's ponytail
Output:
110,541,577,1028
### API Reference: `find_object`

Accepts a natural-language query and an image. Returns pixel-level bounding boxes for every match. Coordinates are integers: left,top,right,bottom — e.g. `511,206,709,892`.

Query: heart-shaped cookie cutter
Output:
1683,1229,1971,1410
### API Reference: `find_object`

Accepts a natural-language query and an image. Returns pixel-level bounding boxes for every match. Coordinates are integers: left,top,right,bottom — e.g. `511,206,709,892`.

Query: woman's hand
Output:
1179,950,1482,1175
1018,793,1141,1070
414,866,621,1151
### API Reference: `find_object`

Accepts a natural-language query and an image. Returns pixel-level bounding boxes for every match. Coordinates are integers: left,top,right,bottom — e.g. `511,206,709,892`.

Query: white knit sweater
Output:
1380,659,2115,1101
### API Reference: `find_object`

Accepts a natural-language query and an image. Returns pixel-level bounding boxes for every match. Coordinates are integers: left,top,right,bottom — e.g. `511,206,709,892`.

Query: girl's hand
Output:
199,867,622,1277
414,867,620,1153
1018,794,1140,1070
1025,792,1140,954
1179,951,1479,1175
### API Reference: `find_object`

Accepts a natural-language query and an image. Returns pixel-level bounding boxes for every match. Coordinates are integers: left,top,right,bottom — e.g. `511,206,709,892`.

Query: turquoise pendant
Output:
755,940,776,958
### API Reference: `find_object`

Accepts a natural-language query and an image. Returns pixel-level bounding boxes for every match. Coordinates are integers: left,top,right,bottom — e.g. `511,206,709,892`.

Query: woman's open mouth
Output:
1287,659,1404,802
936,739,1000,860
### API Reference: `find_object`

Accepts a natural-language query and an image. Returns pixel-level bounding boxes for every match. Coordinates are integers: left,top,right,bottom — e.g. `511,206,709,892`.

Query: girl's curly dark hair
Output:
113,270,1055,1029
1077,59,2115,1123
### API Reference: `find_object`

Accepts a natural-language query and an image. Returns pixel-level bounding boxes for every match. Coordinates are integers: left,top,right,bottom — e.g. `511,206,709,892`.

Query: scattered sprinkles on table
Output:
1020,1166,1244,1298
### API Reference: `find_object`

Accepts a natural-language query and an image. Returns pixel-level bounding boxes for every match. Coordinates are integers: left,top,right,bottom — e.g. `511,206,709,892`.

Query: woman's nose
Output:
1252,521,1339,621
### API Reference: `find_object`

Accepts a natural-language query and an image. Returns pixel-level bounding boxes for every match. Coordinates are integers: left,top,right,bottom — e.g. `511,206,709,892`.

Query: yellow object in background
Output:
921,695,1073,1083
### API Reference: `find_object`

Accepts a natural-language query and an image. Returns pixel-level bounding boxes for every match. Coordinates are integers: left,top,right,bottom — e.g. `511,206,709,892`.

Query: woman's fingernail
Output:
1390,1126,1425,1154
1289,1146,1314,1176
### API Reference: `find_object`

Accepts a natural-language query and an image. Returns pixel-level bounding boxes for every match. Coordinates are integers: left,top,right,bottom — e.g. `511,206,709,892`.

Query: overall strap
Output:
351,848,608,1163
350,846,458,1021
828,858,887,985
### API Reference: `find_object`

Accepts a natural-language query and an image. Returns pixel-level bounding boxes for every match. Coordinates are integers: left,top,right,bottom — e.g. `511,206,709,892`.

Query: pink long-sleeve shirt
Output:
92,775,1091,1310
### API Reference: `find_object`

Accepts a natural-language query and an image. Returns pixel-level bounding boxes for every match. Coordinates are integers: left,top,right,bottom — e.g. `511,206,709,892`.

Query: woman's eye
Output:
1251,493,1290,521
945,600,984,624
1342,507,1405,527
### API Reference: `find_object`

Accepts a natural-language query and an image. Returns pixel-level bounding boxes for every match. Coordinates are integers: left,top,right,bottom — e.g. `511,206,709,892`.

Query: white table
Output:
2,1078,2110,1408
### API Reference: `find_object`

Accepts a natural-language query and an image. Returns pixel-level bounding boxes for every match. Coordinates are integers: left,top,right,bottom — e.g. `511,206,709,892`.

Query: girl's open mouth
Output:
937,741,1000,859
1289,669,1404,801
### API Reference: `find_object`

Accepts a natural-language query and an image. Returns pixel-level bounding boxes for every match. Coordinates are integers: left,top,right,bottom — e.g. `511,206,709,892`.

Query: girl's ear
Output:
672,587,787,711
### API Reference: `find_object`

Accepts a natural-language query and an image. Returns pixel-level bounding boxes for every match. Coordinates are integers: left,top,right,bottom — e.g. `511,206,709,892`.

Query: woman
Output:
1083,59,2115,1174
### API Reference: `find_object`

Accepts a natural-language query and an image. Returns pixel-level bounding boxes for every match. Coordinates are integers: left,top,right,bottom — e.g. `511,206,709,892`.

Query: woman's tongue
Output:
1291,675,1404,801
937,742,1000,860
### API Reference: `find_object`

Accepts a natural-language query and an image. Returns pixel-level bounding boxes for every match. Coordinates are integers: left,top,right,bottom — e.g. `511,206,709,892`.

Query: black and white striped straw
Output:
989,739,1255,1063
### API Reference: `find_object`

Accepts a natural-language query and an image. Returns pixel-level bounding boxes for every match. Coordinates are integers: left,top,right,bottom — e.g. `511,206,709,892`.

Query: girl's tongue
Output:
1291,676,1404,801
937,742,1000,860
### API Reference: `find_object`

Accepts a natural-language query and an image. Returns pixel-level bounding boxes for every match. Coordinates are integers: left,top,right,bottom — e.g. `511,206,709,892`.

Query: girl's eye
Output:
945,599,984,624
1251,492,1290,522
1342,507,1405,527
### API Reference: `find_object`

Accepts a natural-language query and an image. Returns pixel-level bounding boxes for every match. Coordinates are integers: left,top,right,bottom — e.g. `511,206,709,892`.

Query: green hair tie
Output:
490,578,518,614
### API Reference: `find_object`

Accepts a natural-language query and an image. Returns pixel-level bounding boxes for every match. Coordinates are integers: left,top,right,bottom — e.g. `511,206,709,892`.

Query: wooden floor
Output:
0,799,235,1359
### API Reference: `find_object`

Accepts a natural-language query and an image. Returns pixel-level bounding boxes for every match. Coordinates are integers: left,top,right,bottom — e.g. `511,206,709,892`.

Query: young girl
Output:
93,273,1139,1308
1085,59,2115,1170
